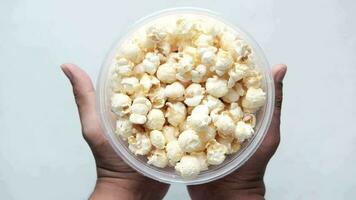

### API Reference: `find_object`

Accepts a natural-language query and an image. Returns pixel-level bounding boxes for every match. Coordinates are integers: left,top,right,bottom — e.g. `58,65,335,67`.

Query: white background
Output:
1,0,355,199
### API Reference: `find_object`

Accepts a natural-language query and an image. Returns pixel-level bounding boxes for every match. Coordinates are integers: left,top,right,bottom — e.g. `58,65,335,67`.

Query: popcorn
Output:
113,58,133,77
229,103,244,122
109,15,268,178
216,136,240,154
164,82,185,100
166,140,184,166
147,149,169,168
222,88,240,103
234,121,254,142
142,52,160,75
128,133,152,155
227,63,250,88
111,93,131,117
156,63,177,83
162,125,179,142
205,76,228,98
243,70,262,88
184,83,205,106
129,97,152,124
178,129,201,153
140,73,160,93
175,155,201,178
194,34,214,47
165,102,187,127
211,49,233,76
198,46,217,66
191,64,207,83
191,152,209,171
187,105,211,132
121,77,139,95
120,41,144,63
146,109,165,130
206,139,228,165
148,87,166,108
150,130,166,149
241,88,266,112
115,118,133,140
214,112,235,137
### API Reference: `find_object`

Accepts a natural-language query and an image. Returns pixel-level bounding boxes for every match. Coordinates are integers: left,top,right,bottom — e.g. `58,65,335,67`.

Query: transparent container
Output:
97,7,275,185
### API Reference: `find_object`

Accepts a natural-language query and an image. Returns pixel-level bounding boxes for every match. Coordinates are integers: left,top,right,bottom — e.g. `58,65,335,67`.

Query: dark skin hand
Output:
61,64,170,200
61,63,286,200
187,64,287,200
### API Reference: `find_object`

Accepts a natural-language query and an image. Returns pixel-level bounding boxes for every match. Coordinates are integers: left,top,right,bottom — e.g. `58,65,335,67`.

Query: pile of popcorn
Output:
109,15,266,178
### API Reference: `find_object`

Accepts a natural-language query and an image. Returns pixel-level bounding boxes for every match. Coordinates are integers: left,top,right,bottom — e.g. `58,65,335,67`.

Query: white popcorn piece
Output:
129,97,152,124
146,109,165,130
242,113,257,128
184,83,205,107
220,31,237,51
234,83,246,96
211,49,233,76
230,40,251,61
166,102,187,127
148,87,166,108
142,52,160,75
214,113,235,137
115,118,133,140
150,130,166,149
194,34,214,47
166,140,184,166
121,77,139,95
227,63,250,88
162,125,179,142
133,97,152,110
120,41,144,63
216,136,240,154
147,149,169,168
229,103,244,122
243,70,262,88
191,152,209,171
187,105,211,132
177,54,194,75
241,88,266,112
110,73,123,92
202,95,224,114
197,125,217,143
178,129,201,153
128,133,152,155
146,25,169,43
175,155,201,178
156,63,177,83
198,46,217,66
222,88,240,103
234,121,254,142
130,103,150,116
113,58,133,77
158,41,171,56
191,64,207,83
206,139,228,165
111,93,132,117
129,113,147,124
205,76,228,98
164,82,185,100
139,73,160,94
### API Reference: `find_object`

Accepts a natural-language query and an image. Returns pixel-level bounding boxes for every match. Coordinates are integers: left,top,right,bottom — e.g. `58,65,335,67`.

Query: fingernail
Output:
60,64,72,80
276,65,287,82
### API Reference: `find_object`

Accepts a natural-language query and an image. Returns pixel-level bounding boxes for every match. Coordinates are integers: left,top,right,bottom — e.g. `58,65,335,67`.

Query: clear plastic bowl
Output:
97,7,275,185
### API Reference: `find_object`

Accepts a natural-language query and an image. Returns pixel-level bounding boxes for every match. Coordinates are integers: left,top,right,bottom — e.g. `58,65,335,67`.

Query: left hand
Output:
61,63,170,200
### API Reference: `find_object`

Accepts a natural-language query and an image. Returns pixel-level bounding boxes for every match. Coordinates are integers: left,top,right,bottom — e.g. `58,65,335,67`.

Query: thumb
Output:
61,63,105,145
272,64,287,119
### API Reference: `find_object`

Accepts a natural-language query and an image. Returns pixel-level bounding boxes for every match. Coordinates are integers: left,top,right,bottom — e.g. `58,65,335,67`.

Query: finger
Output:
272,64,287,120
61,63,105,145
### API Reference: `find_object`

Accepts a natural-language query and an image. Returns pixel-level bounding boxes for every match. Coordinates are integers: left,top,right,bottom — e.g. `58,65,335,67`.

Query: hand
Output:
61,64,170,200
187,64,287,200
